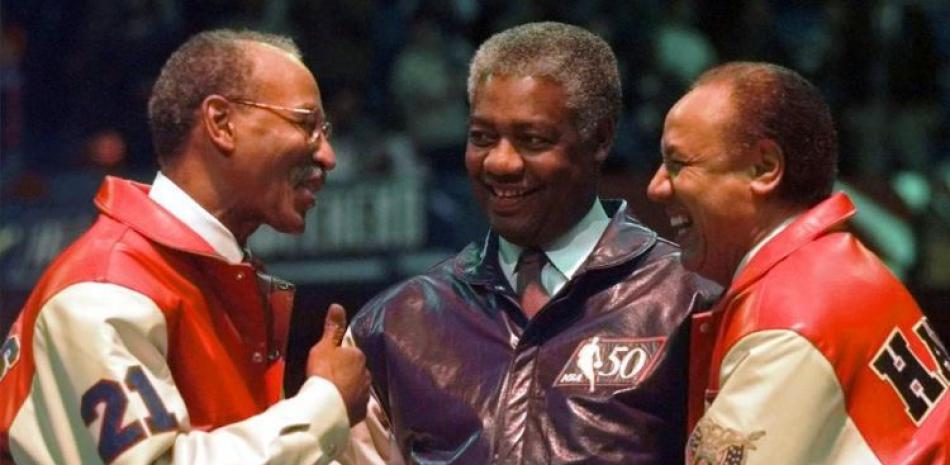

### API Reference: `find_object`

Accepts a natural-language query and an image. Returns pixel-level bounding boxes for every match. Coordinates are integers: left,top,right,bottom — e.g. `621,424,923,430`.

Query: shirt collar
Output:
732,214,798,281
498,198,610,290
148,172,244,264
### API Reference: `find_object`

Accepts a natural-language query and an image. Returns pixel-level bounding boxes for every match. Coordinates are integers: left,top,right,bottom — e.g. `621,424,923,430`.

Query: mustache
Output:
290,164,324,185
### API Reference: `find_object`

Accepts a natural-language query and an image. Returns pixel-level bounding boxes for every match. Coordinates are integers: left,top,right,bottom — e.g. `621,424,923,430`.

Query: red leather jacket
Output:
0,177,297,454
353,200,720,465
688,193,949,465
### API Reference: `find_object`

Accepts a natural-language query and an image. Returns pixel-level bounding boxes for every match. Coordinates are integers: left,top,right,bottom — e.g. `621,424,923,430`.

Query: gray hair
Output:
467,22,622,136
148,29,302,161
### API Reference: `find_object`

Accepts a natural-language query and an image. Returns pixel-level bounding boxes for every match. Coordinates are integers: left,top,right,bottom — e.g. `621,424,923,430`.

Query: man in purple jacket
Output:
348,22,719,465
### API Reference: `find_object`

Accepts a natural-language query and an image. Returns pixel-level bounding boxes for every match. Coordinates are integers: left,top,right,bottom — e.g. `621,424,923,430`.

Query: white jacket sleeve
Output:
8,282,350,465
335,396,403,465
688,329,881,465
334,330,403,465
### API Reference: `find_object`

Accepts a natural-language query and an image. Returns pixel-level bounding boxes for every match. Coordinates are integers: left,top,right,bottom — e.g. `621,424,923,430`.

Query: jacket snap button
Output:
235,271,245,281
251,351,264,363
700,322,710,333
268,349,281,361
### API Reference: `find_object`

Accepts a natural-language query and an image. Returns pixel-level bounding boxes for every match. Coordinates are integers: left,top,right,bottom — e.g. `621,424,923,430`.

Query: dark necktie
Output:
516,248,550,318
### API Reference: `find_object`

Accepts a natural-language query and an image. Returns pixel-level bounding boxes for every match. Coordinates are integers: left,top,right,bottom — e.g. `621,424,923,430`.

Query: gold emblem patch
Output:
687,417,765,465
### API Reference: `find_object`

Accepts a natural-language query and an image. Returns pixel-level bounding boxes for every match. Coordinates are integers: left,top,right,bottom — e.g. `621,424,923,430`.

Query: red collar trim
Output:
94,176,220,257
727,192,856,295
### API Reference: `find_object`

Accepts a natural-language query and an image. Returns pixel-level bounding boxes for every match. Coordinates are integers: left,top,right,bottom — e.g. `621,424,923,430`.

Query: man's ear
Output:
592,118,615,164
748,138,784,196
201,95,236,154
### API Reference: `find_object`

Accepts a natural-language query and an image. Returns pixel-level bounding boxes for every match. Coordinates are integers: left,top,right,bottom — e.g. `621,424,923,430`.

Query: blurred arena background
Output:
1,0,948,387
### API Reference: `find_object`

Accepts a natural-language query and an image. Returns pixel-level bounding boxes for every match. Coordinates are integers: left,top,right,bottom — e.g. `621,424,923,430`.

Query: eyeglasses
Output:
230,98,332,145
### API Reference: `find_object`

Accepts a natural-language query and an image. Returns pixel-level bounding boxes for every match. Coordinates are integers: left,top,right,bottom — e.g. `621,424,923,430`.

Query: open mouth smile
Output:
294,166,325,191
488,185,540,199
668,212,693,240
670,213,691,229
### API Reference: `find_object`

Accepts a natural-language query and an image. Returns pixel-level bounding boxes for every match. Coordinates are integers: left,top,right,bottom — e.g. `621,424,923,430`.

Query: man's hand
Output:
307,304,371,425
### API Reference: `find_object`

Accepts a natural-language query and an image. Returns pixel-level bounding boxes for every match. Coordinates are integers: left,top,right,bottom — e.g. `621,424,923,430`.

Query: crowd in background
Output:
1,0,949,300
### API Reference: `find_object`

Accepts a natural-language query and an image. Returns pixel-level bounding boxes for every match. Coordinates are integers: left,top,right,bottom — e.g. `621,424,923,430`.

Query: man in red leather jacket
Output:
0,29,369,464
349,22,720,465
648,61,949,465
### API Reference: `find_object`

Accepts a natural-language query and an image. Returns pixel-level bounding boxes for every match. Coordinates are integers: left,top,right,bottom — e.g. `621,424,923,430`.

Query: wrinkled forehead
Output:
243,41,318,100
667,84,736,131
470,74,573,125
475,71,564,96
661,84,738,155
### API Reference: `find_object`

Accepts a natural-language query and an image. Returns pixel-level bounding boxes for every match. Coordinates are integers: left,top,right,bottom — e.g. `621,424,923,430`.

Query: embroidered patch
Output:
554,336,665,392
687,417,765,465
0,335,21,381
870,318,950,425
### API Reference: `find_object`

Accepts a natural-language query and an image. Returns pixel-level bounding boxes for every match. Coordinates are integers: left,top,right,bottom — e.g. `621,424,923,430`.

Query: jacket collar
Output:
94,176,221,259
149,171,244,264
456,199,657,285
726,192,856,296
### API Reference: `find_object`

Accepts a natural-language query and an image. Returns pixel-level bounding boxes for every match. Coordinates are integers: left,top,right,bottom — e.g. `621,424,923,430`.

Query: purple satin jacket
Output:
352,201,720,465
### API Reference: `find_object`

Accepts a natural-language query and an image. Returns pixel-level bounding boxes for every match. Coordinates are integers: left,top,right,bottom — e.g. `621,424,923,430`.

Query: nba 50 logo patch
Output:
555,336,666,392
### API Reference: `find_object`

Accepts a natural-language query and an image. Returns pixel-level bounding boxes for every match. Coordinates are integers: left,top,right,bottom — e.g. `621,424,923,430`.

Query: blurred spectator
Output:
293,0,373,100
85,129,128,172
1,20,25,170
326,85,424,182
187,0,294,33
8,0,182,173
654,1,717,88
390,7,470,173
389,5,481,248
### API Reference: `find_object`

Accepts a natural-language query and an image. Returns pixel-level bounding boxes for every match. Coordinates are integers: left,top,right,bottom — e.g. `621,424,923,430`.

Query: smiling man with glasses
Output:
0,29,370,464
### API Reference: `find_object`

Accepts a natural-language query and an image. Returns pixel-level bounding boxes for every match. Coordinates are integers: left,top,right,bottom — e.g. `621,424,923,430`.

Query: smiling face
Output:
466,74,606,247
647,83,759,285
228,42,336,239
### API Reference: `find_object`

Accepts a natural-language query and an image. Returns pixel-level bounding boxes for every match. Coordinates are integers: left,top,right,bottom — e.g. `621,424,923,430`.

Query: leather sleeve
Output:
7,282,350,465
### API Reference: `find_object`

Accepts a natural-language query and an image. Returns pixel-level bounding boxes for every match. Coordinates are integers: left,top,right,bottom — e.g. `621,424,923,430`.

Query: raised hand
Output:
306,303,371,425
